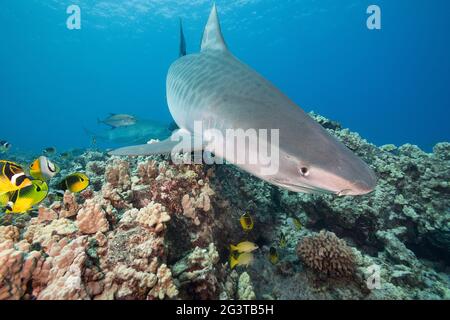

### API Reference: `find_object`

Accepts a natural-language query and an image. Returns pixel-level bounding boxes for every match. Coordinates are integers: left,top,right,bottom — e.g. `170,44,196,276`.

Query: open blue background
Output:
1,0,449,153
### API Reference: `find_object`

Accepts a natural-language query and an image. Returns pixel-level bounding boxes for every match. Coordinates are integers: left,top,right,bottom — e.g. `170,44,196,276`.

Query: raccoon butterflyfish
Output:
43,147,56,156
0,161,32,193
29,156,60,181
0,141,11,153
269,247,279,265
239,212,254,232
58,173,89,193
0,191,9,207
230,241,259,254
229,252,254,270
4,180,49,214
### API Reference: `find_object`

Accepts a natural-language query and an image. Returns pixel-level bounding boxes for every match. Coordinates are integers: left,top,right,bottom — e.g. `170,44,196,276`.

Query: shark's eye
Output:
299,167,309,177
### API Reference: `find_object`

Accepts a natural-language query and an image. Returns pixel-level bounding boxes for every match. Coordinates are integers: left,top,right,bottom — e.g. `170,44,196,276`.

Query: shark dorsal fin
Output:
201,4,228,52
179,18,187,57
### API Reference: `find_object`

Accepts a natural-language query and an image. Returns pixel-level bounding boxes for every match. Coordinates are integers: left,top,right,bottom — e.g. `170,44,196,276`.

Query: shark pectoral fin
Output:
109,140,178,156
109,129,204,156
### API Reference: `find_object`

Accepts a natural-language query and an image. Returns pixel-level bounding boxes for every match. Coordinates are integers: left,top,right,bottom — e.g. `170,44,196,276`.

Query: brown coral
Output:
0,240,44,300
105,158,131,191
137,160,159,184
76,198,110,235
37,237,91,300
297,231,356,278
121,202,170,233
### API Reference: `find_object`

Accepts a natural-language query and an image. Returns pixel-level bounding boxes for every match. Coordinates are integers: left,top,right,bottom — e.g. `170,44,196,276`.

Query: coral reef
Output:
297,231,356,278
0,112,449,300
237,272,256,300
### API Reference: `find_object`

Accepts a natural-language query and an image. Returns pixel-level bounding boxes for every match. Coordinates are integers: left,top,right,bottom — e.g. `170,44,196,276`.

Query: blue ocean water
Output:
1,0,449,153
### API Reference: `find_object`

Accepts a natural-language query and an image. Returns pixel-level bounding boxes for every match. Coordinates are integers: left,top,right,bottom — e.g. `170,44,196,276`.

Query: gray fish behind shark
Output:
111,4,377,196
87,119,173,146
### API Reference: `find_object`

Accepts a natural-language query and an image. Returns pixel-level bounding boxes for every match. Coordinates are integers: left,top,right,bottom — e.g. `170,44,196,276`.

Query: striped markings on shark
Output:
111,4,377,196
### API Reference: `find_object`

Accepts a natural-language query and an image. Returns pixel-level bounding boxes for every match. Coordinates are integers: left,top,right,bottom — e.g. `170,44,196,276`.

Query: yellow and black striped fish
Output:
278,231,287,249
239,212,254,232
0,161,32,193
269,246,279,265
4,180,48,214
0,192,9,207
58,173,90,193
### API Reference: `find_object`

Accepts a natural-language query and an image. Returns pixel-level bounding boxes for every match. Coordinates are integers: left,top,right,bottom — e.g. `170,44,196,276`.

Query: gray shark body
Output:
112,5,377,196
89,119,172,146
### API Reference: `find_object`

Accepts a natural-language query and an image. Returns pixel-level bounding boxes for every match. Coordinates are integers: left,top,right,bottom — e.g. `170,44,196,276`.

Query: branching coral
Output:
297,231,356,278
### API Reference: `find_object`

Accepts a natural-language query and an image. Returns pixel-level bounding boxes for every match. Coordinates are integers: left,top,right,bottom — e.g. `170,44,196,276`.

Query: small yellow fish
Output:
230,241,259,254
239,212,254,232
58,173,89,193
4,180,48,214
230,252,254,270
29,156,60,181
269,247,279,265
278,232,287,249
0,161,32,193
292,217,302,230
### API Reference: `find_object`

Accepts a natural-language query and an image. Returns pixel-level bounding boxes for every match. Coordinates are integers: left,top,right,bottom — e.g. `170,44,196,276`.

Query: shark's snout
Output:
336,165,377,196
338,168,377,196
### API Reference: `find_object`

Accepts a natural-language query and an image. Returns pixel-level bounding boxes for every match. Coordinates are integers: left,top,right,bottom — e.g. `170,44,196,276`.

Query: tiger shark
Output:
111,4,377,196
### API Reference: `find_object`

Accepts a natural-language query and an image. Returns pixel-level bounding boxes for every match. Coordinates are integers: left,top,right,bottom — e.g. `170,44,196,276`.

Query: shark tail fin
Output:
201,3,228,52
179,18,187,57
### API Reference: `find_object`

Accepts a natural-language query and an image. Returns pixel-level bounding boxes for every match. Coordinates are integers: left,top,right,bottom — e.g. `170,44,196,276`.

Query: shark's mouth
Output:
270,178,334,195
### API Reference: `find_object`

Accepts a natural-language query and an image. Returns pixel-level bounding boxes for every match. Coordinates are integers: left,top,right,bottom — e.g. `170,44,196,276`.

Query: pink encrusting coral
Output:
0,155,225,300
